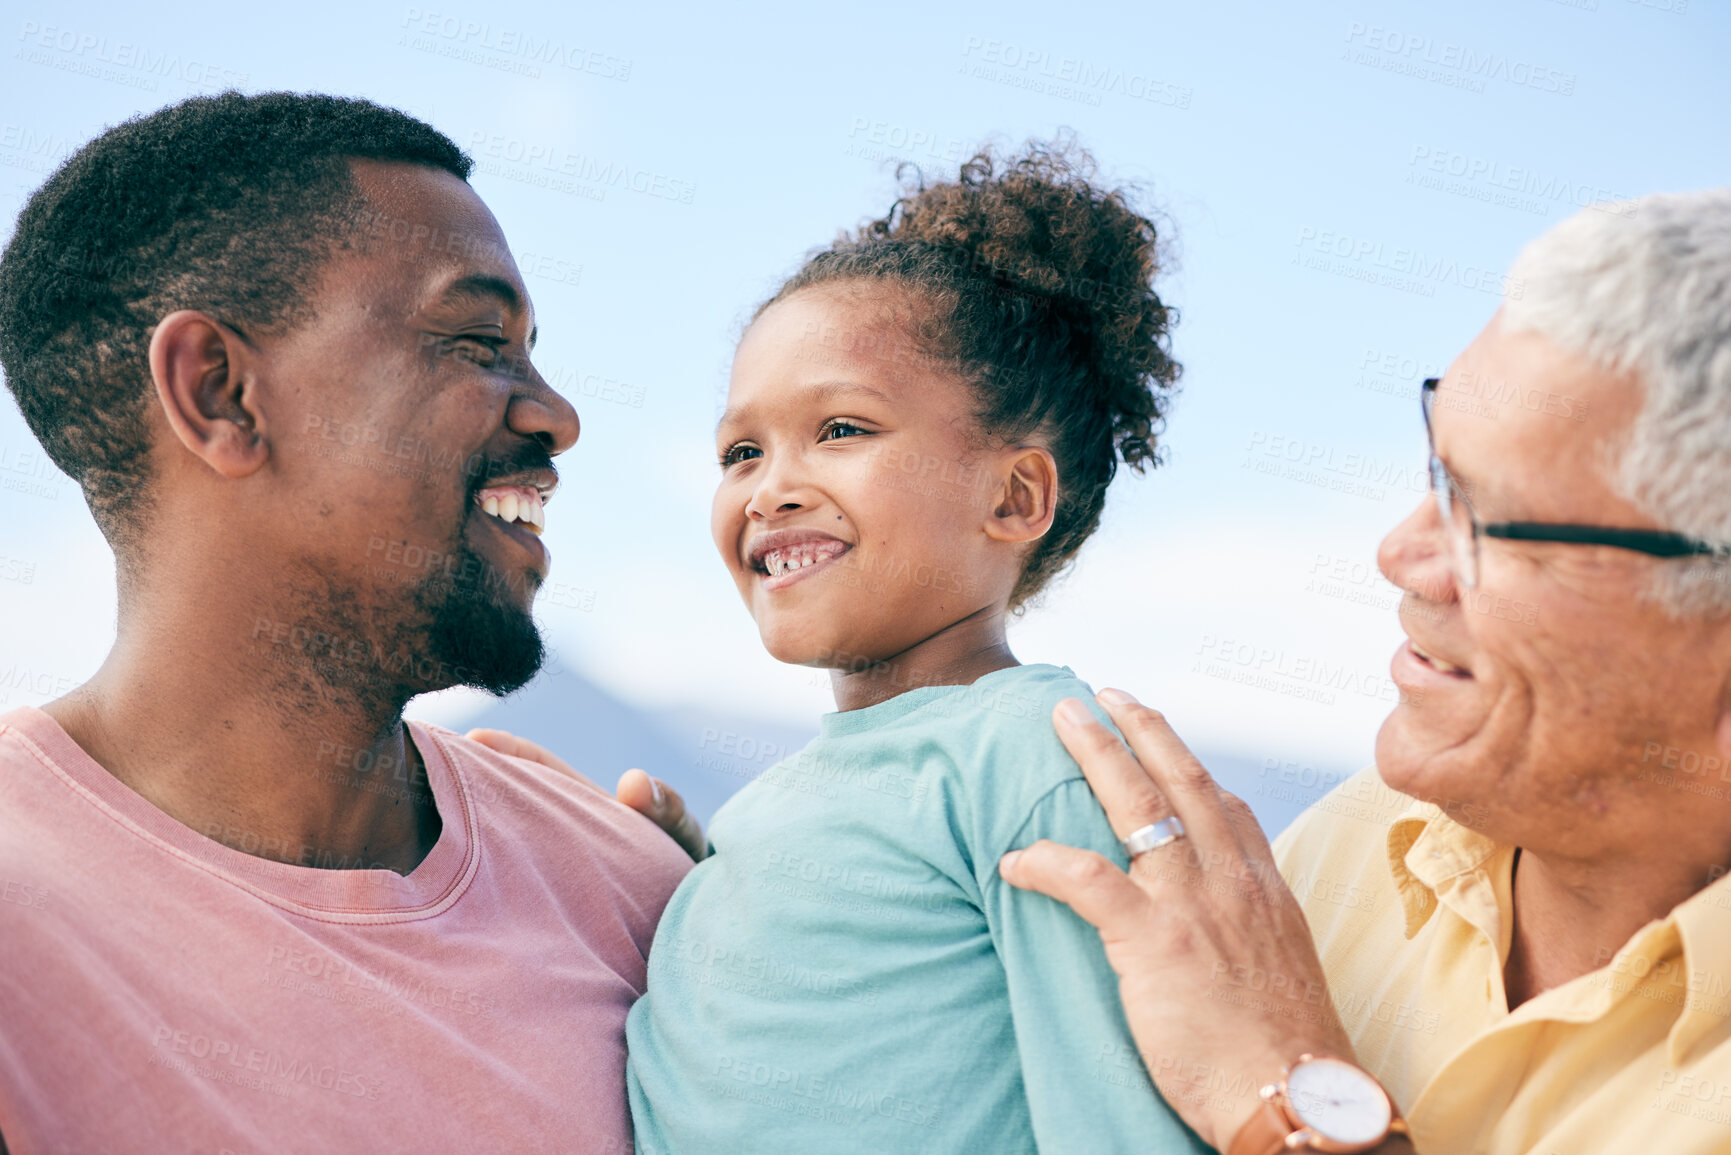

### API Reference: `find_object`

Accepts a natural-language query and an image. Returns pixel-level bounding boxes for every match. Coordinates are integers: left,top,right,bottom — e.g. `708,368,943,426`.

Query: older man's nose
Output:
1379,497,1455,600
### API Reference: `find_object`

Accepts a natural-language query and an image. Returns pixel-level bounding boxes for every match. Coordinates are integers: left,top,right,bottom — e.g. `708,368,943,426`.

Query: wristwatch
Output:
1227,1055,1408,1155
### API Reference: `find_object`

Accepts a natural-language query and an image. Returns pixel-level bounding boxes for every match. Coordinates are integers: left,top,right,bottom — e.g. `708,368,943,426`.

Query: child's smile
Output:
747,528,854,591
710,283,1050,698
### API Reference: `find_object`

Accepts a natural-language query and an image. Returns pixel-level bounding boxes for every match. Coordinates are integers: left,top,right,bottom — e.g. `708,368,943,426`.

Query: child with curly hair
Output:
626,140,1206,1154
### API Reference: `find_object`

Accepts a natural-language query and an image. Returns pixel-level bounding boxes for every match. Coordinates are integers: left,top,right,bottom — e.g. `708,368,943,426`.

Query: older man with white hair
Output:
1000,190,1731,1154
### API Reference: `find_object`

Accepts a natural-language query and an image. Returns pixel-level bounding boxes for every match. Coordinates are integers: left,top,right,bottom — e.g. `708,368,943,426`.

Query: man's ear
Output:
147,310,268,479
983,447,1058,545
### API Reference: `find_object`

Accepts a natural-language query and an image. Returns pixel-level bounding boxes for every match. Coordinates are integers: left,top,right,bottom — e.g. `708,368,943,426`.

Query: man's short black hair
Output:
0,91,473,543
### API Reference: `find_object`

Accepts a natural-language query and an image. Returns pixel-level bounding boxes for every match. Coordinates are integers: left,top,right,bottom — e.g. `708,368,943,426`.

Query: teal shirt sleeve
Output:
984,779,1214,1155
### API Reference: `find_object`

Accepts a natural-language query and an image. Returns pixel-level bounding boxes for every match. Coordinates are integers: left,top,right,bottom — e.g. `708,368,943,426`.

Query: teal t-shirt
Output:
625,664,1208,1154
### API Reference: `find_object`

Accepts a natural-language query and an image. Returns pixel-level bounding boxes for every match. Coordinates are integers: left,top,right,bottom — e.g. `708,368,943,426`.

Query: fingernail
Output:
999,850,1021,875
650,778,664,806
1057,699,1093,726
1098,688,1138,706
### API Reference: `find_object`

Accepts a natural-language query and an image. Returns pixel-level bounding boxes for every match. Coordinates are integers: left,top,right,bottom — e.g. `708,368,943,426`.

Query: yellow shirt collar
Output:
1383,798,1497,939
1384,801,1731,1063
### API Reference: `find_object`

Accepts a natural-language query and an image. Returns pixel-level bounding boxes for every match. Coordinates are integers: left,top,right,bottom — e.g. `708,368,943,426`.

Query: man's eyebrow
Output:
717,380,893,433
436,272,535,348
437,273,523,314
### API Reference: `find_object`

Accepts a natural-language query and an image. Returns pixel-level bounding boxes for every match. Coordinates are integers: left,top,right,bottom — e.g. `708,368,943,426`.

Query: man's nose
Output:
507,363,580,455
1379,496,1455,600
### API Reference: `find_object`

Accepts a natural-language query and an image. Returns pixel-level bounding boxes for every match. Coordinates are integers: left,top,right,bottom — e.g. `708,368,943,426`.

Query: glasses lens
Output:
1429,455,1478,588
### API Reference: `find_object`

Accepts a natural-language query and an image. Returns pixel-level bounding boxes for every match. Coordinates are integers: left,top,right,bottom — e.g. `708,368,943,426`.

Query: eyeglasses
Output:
1421,377,1722,588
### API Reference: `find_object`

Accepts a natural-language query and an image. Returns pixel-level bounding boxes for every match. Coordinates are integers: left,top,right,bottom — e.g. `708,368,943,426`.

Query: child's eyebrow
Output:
716,380,894,434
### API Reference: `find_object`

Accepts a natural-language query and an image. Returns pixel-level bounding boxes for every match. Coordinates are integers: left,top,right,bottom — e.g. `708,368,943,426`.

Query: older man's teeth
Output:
1412,643,1464,674
483,495,501,518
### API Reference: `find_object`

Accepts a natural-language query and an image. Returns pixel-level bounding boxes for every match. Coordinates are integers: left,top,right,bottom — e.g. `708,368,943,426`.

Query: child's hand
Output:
466,728,609,796
465,728,708,862
616,768,709,863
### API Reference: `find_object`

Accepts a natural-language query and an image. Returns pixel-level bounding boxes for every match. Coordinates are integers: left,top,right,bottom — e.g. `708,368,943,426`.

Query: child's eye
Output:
819,420,870,442
719,442,763,468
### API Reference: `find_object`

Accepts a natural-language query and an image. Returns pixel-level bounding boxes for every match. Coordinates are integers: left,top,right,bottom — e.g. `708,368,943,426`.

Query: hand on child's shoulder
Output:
465,729,709,862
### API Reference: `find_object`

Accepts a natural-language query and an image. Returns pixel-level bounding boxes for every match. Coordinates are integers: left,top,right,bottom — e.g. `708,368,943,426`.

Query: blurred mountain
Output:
455,656,815,824
460,658,1348,837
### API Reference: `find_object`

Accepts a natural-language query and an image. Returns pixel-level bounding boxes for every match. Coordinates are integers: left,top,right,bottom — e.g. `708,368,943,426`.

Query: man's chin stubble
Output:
259,542,545,723
436,443,559,695
415,542,545,697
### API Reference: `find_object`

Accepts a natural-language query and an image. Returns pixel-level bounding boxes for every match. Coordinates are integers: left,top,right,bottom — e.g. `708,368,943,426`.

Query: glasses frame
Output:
1420,377,1721,588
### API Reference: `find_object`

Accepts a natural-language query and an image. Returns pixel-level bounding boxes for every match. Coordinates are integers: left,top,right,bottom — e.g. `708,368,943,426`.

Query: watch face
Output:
1286,1057,1392,1144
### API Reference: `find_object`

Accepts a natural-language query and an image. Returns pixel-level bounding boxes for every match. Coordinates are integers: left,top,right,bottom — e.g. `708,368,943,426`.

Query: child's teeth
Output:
764,547,831,576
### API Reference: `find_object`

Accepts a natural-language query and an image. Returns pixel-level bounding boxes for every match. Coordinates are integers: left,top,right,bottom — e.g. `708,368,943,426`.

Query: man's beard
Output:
269,441,556,718
271,536,546,723
412,536,545,697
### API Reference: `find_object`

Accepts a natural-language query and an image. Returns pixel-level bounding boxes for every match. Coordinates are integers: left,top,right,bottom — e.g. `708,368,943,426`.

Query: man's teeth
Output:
1413,643,1464,674
476,489,545,534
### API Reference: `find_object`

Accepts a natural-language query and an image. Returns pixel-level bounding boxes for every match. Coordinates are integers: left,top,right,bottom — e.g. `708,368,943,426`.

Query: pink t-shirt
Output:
0,706,691,1154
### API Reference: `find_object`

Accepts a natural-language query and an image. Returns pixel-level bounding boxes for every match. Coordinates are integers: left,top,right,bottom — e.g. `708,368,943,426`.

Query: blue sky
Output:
1,0,1725,790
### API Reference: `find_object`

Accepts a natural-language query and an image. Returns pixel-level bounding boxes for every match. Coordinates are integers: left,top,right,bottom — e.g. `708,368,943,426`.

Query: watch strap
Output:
1226,1096,1302,1155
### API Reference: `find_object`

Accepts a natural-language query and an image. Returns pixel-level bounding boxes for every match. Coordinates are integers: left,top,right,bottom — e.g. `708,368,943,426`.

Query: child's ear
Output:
147,309,270,480
983,447,1058,545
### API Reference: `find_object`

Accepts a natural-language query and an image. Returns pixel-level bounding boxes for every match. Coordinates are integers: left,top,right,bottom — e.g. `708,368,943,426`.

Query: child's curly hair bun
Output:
763,134,1180,608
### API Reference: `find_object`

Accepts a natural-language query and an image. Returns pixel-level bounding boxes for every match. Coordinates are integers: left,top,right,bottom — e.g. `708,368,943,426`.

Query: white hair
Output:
1500,189,1731,616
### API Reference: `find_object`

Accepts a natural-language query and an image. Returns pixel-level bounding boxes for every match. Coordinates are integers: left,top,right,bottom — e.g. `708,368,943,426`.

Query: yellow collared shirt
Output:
1272,768,1731,1154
